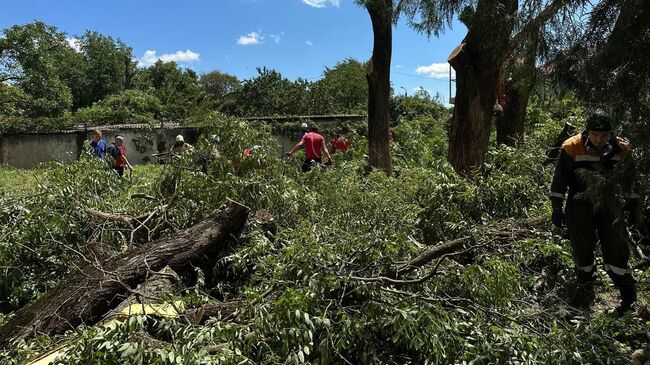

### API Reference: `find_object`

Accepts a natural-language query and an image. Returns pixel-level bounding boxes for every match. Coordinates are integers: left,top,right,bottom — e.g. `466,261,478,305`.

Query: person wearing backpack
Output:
106,135,133,177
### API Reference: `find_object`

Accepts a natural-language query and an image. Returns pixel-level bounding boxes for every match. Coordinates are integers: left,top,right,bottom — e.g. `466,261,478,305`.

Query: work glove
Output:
551,208,566,229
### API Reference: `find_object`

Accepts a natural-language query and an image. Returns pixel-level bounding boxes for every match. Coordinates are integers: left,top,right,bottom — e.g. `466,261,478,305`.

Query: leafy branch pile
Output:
0,111,648,364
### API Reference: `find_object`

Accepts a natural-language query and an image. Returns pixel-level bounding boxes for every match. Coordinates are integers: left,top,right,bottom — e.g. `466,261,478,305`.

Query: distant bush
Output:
73,89,162,125
390,94,448,123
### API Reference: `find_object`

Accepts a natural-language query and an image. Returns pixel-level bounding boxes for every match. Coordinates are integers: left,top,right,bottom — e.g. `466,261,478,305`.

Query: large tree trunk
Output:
0,203,249,348
497,35,539,146
365,0,393,174
448,0,518,176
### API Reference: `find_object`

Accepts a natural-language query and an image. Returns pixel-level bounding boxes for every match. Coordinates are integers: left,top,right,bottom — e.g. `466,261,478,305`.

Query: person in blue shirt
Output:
296,123,308,141
89,129,106,158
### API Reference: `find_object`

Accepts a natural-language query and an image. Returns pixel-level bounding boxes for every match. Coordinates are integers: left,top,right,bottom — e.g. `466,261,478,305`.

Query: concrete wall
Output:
0,128,199,169
99,128,199,165
0,125,339,169
0,133,83,169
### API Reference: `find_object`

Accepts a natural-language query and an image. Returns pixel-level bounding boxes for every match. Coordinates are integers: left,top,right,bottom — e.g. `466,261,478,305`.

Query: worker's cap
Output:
585,112,613,132
300,123,308,128
176,135,185,142
115,135,124,141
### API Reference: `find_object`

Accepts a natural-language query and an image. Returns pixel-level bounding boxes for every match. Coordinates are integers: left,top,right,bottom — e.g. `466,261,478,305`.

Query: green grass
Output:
125,163,165,195
0,166,40,195
0,164,164,196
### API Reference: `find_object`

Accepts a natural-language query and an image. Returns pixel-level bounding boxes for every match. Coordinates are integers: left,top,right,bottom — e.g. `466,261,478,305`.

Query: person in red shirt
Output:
330,133,350,154
287,126,332,172
106,135,133,177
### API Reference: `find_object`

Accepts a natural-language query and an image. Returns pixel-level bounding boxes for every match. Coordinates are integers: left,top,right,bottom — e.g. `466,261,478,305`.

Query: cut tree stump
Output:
0,203,249,349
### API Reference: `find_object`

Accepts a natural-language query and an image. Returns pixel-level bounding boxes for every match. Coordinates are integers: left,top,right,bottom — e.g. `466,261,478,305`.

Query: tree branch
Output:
510,0,574,50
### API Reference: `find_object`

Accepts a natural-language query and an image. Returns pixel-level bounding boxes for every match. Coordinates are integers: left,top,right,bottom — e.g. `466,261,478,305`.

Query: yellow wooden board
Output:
26,301,184,365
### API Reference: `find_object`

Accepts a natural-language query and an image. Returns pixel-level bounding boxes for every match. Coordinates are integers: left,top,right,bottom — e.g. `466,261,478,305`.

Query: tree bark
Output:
448,0,518,176
0,203,249,348
365,0,393,174
497,35,539,146
102,266,182,322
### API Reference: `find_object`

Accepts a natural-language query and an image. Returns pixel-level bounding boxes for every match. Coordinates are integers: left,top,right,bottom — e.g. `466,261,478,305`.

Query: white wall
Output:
0,133,81,169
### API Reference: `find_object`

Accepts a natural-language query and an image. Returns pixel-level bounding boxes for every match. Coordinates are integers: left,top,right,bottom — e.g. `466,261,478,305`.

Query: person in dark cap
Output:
550,112,640,314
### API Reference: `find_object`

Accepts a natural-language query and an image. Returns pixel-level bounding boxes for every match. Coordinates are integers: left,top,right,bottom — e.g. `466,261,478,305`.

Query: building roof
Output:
243,114,366,122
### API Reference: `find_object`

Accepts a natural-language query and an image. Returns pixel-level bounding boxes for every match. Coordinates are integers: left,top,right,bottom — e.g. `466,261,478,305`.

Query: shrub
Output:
73,90,162,125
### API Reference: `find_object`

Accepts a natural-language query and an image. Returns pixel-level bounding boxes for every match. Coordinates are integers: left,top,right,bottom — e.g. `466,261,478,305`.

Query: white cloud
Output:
137,49,200,67
305,40,314,47
395,64,403,69
415,62,453,79
269,31,284,44
302,0,340,8
66,37,81,52
237,32,263,45
413,86,431,94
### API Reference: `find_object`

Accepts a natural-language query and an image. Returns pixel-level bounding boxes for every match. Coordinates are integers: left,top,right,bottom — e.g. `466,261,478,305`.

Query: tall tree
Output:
309,58,368,114
497,0,587,146
135,60,201,121
555,0,649,125
403,0,580,175
356,0,395,174
230,67,309,117
446,0,518,175
77,31,136,108
199,70,240,103
0,22,78,117
496,34,538,146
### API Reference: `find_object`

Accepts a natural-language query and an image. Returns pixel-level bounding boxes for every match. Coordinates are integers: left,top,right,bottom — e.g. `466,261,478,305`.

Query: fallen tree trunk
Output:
0,203,249,349
25,267,183,365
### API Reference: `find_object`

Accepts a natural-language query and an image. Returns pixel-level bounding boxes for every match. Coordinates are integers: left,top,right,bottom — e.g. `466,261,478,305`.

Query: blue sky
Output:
1,0,466,104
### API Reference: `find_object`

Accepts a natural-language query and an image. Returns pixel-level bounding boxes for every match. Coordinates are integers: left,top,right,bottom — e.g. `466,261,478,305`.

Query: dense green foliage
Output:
0,109,647,364
1,22,375,133
73,90,163,125
308,59,368,115
0,21,448,134
1,5,649,362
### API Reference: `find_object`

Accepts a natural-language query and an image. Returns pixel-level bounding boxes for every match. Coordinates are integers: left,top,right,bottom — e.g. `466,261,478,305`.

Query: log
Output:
24,267,183,365
0,203,249,348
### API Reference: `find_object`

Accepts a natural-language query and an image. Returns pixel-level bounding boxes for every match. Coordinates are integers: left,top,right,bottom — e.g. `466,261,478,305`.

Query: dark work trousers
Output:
566,199,636,301
301,158,322,173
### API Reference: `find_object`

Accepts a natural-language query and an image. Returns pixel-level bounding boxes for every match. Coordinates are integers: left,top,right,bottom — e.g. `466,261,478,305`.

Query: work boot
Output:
571,282,595,309
615,281,637,316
